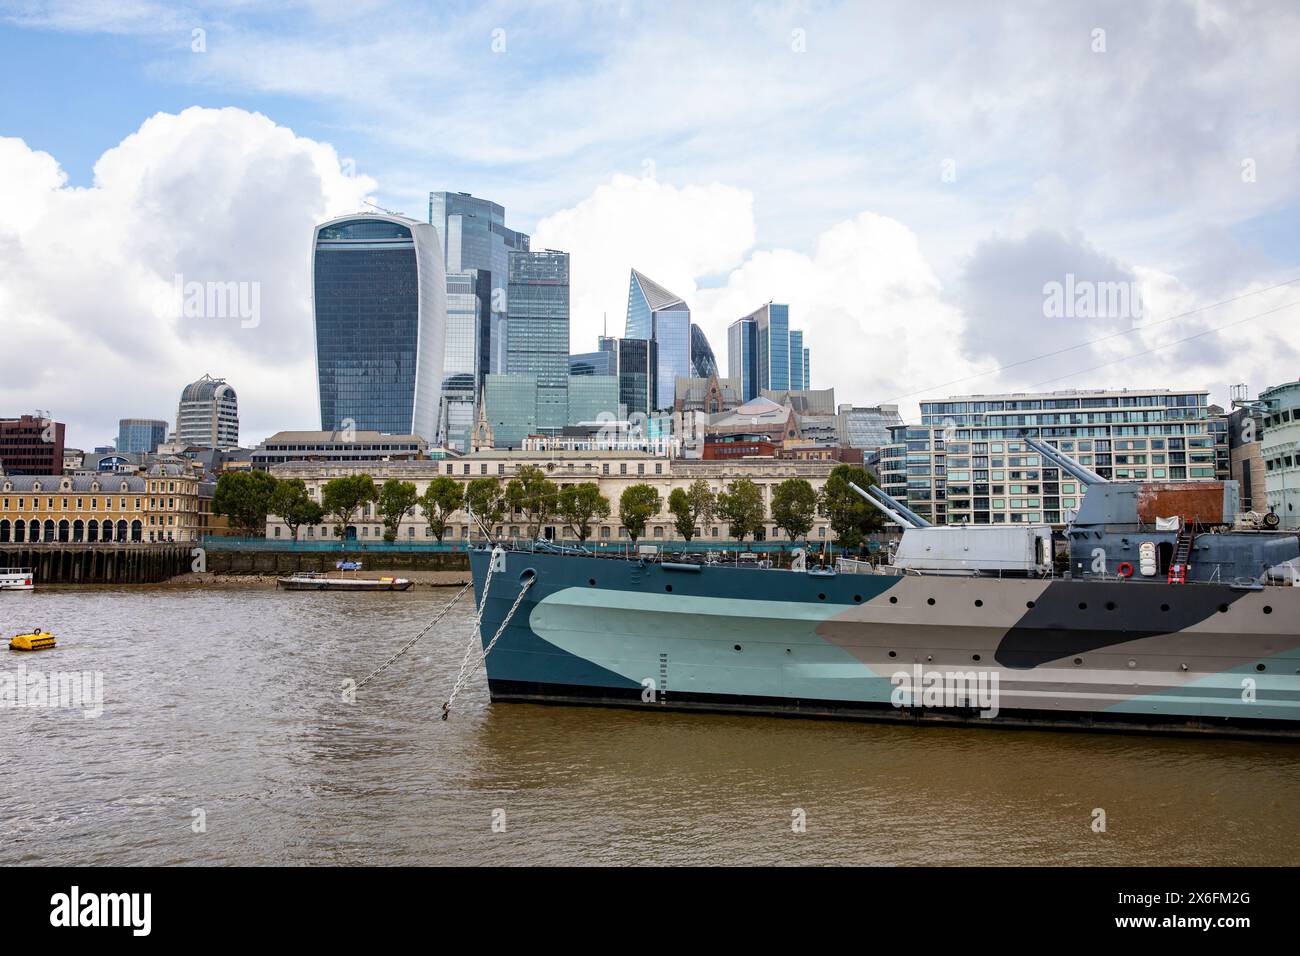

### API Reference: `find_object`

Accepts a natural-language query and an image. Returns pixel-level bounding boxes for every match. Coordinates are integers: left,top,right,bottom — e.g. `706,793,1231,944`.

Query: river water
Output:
1,585,1296,866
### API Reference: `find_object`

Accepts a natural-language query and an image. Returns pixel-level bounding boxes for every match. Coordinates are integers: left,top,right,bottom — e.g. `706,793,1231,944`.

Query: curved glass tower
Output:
312,214,447,440
626,269,691,410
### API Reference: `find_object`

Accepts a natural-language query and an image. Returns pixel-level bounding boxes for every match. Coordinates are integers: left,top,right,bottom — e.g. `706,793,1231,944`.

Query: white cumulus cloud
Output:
0,107,375,449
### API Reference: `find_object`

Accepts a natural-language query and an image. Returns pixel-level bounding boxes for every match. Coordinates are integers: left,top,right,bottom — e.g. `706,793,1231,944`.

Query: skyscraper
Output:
440,269,490,452
690,323,718,378
599,335,658,418
175,374,240,449
507,250,570,435
728,304,809,400
311,213,447,439
428,191,530,378
117,419,168,454
625,269,691,410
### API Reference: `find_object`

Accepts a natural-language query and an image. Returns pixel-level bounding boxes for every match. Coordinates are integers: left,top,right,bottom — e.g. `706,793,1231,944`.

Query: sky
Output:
1,0,1298,449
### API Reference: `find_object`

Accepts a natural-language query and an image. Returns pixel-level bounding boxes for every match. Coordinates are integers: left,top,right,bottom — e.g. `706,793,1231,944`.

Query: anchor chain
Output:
354,581,472,692
441,571,535,720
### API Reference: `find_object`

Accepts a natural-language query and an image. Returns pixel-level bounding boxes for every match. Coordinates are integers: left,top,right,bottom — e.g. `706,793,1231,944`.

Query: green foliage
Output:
504,465,559,539
716,478,765,542
618,483,662,543
666,478,715,541
557,482,611,542
771,477,818,542
418,475,463,542
211,470,279,536
268,478,325,540
377,479,419,542
818,464,884,549
320,473,378,538
463,477,505,532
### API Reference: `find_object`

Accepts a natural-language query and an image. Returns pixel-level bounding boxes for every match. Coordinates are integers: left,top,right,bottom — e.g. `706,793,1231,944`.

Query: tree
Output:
557,483,610,543
418,475,463,543
504,465,559,538
716,478,765,542
818,464,885,550
377,479,419,542
667,478,715,541
321,473,378,539
771,477,818,542
269,478,325,541
211,470,279,536
618,483,662,543
463,477,505,534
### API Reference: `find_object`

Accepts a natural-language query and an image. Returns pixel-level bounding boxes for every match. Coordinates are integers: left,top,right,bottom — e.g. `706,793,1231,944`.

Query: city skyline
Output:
2,3,1299,449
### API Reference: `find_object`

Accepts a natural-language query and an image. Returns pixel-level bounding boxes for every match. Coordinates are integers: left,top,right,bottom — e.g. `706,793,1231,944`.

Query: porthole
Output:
1218,604,1229,614
1263,605,1273,615
889,596,898,605
1105,601,1116,611
1026,600,1036,609
927,597,936,606
972,654,982,662
665,584,673,593
733,644,742,652
1078,602,1088,611
818,593,826,601
888,650,897,658
853,594,862,603
1160,604,1170,612
1073,657,1083,666
1256,663,1266,672
1127,659,1137,668
974,599,983,607
588,578,596,586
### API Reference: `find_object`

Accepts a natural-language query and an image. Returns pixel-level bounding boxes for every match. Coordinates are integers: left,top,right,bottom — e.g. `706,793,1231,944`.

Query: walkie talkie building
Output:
311,213,447,440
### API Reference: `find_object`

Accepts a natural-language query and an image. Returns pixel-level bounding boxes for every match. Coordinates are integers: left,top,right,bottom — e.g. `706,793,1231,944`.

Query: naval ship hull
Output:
468,549,1300,738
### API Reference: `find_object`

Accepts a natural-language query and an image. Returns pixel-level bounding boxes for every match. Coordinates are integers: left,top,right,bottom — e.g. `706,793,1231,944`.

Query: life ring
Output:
1117,562,1134,578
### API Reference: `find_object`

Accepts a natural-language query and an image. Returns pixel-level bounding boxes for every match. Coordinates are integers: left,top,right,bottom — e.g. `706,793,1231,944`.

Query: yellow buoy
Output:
9,631,56,651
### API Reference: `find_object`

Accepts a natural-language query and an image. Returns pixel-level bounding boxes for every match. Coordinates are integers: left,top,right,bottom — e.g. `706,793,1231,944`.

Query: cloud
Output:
531,173,756,349
0,107,374,448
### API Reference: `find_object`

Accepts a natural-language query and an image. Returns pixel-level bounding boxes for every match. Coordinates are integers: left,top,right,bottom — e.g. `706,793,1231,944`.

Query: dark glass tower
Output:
312,214,446,439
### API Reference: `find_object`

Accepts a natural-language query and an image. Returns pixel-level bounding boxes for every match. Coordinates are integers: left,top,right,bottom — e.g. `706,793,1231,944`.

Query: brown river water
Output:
1,585,1297,866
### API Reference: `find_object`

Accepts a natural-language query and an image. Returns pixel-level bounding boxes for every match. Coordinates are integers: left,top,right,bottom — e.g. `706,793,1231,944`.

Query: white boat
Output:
0,568,35,592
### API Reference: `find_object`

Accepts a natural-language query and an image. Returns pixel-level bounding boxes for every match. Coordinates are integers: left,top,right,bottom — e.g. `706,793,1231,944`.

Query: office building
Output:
482,372,620,450
175,374,241,449
569,350,617,376
0,415,65,476
625,269,691,410
506,250,571,434
311,213,447,440
250,431,429,470
1260,378,1300,529
117,418,169,455
690,324,719,378
878,388,1215,527
440,269,490,452
837,404,905,452
599,335,658,418
728,304,810,401
428,191,529,378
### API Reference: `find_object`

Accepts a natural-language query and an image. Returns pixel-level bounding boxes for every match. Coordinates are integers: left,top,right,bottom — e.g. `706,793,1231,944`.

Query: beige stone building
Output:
266,450,836,544
0,465,202,544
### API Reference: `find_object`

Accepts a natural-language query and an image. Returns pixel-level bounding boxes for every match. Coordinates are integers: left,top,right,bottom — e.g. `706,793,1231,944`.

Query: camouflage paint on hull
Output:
468,549,1300,738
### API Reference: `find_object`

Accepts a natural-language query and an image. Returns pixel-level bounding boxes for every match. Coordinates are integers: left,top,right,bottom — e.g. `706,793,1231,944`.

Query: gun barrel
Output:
848,481,917,529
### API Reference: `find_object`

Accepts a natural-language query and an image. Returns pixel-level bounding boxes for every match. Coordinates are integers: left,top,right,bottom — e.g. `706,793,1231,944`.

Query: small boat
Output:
0,568,35,592
276,562,412,592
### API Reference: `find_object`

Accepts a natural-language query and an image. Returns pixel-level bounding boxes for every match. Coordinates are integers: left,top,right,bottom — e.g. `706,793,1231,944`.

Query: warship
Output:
468,439,1300,737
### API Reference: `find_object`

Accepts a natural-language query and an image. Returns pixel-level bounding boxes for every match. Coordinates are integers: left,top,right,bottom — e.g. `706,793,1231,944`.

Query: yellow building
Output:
0,466,202,544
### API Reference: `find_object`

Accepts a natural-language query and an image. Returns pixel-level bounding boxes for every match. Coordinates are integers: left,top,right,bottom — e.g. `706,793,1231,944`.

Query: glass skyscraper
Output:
625,269,691,410
440,269,488,451
116,419,168,454
507,250,570,435
312,214,446,439
599,335,657,418
428,191,529,379
690,323,719,378
728,304,809,401
569,350,617,376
